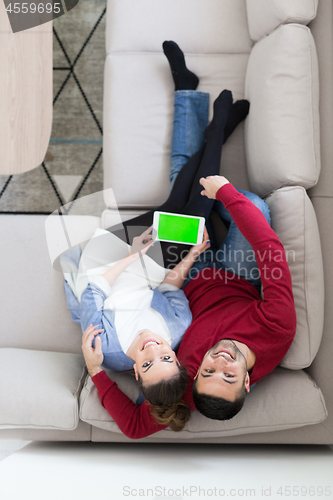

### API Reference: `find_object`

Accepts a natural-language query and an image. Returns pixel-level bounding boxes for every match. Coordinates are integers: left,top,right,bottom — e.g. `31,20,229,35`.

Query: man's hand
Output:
189,226,211,259
200,176,230,199
82,324,104,377
129,226,155,258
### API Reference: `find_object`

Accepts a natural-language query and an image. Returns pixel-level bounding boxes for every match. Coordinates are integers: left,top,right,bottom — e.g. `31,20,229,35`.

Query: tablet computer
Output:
153,211,205,245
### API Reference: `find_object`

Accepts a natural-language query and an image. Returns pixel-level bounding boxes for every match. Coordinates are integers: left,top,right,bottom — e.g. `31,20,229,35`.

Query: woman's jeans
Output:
170,90,271,292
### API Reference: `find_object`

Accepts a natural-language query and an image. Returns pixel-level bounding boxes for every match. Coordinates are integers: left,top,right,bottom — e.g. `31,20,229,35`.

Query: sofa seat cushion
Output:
45,213,101,269
245,24,320,198
246,0,318,42
106,0,252,55
103,53,250,209
79,367,327,438
0,349,86,430
265,187,324,369
79,369,141,429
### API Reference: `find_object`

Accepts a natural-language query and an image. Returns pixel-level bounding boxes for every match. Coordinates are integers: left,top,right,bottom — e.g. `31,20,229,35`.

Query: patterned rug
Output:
0,0,106,216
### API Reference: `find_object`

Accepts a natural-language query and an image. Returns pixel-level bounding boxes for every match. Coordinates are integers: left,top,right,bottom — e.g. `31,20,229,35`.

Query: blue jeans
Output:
182,191,271,292
169,90,271,292
170,90,210,189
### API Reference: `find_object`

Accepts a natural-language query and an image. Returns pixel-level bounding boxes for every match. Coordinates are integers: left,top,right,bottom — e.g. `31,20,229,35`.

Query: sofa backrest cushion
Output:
246,0,318,41
106,0,252,55
245,24,320,198
265,186,324,369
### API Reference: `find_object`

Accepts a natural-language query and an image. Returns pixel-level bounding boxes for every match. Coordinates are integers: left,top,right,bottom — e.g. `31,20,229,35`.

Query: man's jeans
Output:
169,90,271,292
170,90,210,189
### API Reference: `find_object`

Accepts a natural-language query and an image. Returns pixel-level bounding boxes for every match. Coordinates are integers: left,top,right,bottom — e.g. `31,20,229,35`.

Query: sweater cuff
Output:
216,183,240,205
91,370,114,389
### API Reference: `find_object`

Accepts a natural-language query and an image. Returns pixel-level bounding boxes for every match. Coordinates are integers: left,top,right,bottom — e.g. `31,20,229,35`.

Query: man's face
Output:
195,339,250,401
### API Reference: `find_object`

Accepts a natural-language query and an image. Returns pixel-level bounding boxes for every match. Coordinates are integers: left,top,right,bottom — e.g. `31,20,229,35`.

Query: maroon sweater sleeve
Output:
91,371,167,439
216,183,296,335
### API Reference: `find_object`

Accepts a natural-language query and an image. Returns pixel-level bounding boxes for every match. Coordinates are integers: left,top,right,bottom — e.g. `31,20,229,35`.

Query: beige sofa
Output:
0,0,332,444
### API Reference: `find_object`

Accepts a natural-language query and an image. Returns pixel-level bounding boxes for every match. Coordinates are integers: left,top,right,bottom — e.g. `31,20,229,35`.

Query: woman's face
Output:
132,331,179,384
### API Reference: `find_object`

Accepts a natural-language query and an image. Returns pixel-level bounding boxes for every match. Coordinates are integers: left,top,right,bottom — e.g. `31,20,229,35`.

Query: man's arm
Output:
81,326,167,439
200,176,296,333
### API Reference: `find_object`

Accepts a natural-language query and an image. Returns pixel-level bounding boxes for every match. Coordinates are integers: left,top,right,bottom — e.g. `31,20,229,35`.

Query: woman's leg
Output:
214,189,271,291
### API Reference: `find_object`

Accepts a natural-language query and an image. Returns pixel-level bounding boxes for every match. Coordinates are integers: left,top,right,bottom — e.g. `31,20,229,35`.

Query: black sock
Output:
223,99,250,143
181,90,233,215
203,90,234,142
204,99,250,143
163,41,199,91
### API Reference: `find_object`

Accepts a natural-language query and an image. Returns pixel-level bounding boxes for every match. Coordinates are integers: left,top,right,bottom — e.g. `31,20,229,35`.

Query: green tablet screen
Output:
158,214,200,244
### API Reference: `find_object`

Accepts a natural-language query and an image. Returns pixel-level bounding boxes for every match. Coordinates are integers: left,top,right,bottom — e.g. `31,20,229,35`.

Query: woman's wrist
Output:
127,250,142,261
188,247,202,261
88,366,103,378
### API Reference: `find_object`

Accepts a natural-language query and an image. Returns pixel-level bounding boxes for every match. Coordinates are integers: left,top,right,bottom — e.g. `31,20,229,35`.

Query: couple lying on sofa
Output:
63,42,297,439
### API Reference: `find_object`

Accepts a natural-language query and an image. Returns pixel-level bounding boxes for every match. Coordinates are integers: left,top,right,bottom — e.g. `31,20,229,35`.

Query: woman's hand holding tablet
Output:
188,226,211,259
129,226,155,257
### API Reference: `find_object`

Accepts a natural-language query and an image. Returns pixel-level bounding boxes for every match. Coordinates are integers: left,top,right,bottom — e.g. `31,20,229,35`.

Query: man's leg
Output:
110,91,242,269
170,90,209,189
161,90,233,270
106,39,249,268
214,189,271,291
180,90,233,217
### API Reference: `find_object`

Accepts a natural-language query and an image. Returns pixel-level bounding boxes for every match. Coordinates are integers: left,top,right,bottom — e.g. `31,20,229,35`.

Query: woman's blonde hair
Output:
150,399,191,432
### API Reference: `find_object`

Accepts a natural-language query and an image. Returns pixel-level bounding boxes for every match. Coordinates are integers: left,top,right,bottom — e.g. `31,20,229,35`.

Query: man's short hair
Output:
192,379,247,420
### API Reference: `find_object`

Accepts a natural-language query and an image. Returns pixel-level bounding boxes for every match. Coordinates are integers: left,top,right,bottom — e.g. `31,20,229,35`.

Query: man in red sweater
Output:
82,175,297,438
178,175,297,421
